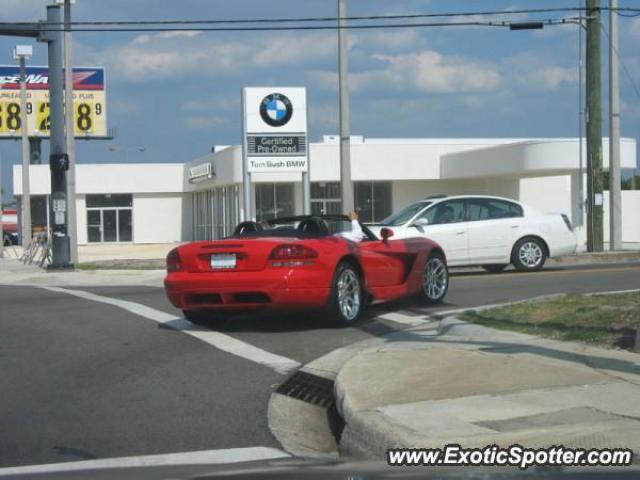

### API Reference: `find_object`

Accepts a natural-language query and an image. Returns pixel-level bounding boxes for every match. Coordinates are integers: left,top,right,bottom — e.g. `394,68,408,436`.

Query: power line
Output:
5,7,640,27
18,17,583,33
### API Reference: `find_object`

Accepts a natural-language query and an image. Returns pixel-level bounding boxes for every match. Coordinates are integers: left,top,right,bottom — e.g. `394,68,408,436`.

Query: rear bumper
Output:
164,268,331,312
549,232,578,258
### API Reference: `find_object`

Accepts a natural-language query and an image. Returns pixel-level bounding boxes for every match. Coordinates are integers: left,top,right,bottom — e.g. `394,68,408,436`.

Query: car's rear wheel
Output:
421,253,449,304
326,261,363,327
482,264,508,273
512,237,547,272
183,310,226,326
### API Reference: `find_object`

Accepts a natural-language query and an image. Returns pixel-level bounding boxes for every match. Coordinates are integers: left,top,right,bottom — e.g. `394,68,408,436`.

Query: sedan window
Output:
466,198,523,221
381,202,431,226
419,200,465,225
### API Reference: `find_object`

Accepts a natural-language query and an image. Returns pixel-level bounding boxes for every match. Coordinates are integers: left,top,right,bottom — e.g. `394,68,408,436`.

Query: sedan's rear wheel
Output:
326,261,363,327
512,237,546,272
421,254,449,304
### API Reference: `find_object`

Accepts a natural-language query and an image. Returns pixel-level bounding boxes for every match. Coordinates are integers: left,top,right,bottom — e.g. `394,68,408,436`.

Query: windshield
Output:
380,202,431,226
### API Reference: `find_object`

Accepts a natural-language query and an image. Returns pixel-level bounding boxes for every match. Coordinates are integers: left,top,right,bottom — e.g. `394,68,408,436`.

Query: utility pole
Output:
338,0,354,212
608,0,622,250
15,45,33,248
42,4,72,269
586,0,603,252
62,0,78,264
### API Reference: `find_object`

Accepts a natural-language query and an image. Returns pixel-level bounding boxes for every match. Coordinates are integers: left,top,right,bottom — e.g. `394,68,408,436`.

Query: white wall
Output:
76,195,87,244
14,164,184,195
132,193,183,243
604,190,640,245
519,175,573,217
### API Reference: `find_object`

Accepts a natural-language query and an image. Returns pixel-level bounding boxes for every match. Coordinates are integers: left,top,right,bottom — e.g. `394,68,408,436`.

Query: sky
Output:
1,0,640,203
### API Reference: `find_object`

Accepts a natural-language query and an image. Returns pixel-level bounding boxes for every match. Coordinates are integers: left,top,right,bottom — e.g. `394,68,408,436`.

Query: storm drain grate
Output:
276,370,335,409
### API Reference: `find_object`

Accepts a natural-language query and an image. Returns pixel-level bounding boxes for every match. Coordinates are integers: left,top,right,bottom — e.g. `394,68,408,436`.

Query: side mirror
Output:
380,227,394,241
411,218,430,228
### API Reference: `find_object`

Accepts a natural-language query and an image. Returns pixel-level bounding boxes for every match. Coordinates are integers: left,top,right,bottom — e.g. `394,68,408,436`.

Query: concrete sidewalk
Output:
334,317,640,459
0,257,165,287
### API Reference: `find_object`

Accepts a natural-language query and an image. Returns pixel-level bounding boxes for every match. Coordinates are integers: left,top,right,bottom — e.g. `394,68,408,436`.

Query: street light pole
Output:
338,0,354,212
62,0,78,263
43,4,72,269
608,0,622,251
15,45,33,248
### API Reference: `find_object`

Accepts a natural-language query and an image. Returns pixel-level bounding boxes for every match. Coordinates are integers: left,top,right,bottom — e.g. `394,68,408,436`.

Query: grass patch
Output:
75,259,165,270
460,292,640,350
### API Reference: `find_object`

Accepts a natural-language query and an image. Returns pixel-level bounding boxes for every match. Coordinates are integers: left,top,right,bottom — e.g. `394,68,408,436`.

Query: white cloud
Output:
364,51,502,93
251,33,335,67
506,53,578,90
88,31,337,82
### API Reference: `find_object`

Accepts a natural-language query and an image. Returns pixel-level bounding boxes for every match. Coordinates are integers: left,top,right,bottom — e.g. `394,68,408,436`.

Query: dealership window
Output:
192,185,240,241
354,182,391,223
86,194,133,243
311,182,342,215
255,183,294,221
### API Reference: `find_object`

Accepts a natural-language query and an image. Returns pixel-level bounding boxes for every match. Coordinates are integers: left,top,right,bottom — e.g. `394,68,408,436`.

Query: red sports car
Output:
164,215,448,326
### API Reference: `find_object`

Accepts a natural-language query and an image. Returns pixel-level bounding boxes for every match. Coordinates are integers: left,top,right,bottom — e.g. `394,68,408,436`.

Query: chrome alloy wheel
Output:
337,269,361,321
423,257,448,301
518,241,543,268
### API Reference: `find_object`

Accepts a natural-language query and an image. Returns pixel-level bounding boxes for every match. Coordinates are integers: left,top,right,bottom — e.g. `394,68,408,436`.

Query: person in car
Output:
336,210,367,242
436,205,455,224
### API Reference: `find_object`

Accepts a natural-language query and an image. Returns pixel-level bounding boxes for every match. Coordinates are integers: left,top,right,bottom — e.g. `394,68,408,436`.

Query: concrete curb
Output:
334,326,640,459
333,293,640,459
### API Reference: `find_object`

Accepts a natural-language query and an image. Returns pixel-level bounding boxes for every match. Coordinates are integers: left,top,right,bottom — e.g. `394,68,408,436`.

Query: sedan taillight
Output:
166,248,182,272
269,244,317,267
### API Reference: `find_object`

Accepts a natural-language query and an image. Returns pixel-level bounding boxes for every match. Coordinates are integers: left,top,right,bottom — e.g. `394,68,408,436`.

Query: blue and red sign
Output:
0,66,105,91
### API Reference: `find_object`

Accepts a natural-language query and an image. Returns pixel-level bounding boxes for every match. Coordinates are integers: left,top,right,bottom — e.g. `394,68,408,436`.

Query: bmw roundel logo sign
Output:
259,93,293,127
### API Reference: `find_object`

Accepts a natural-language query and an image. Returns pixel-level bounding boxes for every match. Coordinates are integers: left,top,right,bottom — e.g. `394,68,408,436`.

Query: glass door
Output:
102,210,118,242
87,210,102,243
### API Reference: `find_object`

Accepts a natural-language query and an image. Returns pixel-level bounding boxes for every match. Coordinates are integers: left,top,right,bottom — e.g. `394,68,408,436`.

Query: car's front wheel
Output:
421,253,449,304
512,237,547,272
326,261,363,327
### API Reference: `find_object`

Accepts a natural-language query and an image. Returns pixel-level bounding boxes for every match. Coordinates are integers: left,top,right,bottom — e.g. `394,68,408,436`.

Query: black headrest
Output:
296,218,329,235
234,221,263,236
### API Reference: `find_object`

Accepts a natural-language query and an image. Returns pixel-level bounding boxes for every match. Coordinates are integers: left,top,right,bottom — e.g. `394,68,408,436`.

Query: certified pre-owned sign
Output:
243,87,307,173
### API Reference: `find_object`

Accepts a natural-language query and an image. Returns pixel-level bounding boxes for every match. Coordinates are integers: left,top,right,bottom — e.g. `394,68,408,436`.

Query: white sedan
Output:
368,195,577,272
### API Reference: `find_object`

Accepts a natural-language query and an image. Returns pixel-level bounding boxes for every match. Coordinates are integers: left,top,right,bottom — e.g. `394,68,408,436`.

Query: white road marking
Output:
377,311,429,327
41,286,300,375
0,447,290,476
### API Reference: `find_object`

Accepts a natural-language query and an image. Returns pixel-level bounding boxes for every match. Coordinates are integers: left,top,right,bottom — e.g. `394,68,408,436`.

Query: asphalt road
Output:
1,262,639,468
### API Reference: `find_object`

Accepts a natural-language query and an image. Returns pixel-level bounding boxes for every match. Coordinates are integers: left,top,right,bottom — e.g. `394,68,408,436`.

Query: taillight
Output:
166,248,181,272
561,214,573,232
269,244,317,267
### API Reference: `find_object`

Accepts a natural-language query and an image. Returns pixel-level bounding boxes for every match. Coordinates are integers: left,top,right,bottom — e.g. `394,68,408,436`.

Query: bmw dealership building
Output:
13,135,640,250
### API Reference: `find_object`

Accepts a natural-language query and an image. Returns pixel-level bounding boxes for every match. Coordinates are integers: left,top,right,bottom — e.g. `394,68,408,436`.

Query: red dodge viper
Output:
164,215,449,326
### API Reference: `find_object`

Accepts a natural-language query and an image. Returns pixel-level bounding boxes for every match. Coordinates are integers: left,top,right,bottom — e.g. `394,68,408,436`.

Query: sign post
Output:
242,87,308,220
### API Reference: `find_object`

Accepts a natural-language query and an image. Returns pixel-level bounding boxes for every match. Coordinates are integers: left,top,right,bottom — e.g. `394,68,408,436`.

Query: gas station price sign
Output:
0,66,107,138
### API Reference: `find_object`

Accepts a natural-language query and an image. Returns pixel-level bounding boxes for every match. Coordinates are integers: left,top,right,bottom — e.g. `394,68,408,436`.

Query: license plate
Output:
210,253,237,269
